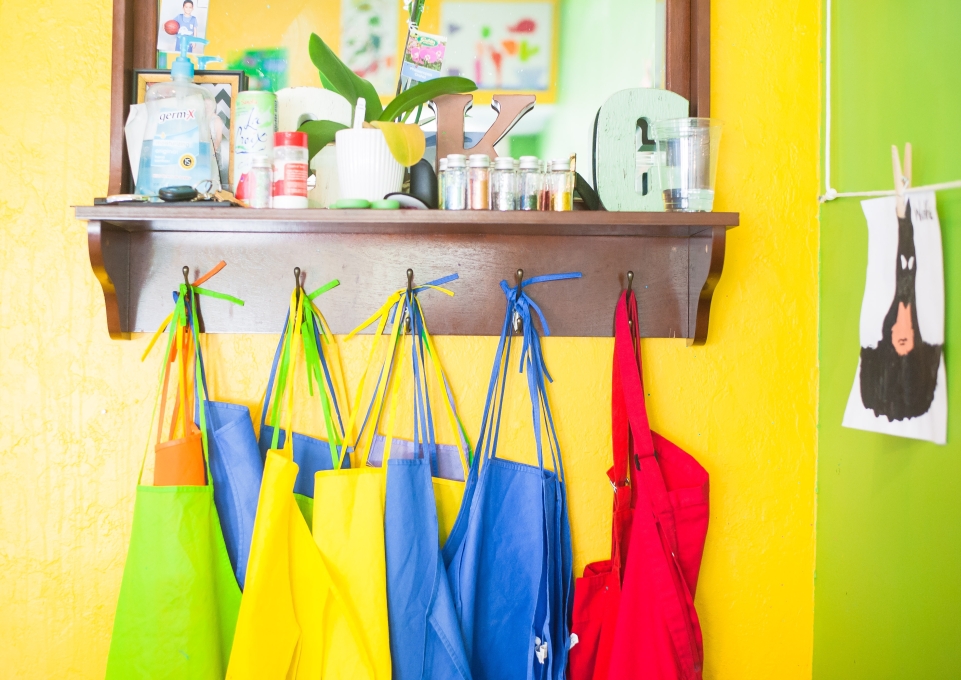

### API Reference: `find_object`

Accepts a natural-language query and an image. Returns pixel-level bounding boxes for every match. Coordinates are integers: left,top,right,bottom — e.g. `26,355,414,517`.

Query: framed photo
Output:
133,69,247,188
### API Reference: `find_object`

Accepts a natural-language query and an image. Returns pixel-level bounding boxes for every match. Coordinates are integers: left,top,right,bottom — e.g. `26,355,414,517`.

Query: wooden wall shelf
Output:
77,207,739,343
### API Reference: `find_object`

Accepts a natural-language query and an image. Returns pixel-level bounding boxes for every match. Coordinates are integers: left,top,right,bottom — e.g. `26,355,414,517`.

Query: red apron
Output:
570,290,710,680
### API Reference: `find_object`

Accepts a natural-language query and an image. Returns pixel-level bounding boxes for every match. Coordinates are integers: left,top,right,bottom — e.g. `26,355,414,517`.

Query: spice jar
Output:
468,154,491,210
445,154,467,210
518,156,541,210
247,154,272,208
437,157,448,210
550,158,574,211
491,156,517,211
272,131,309,209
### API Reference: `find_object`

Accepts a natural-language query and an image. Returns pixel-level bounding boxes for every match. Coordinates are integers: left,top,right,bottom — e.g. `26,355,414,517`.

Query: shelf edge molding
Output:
80,209,737,342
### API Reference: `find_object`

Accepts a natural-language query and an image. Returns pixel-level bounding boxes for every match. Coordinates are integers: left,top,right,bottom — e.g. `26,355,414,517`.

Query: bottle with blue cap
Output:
136,34,221,195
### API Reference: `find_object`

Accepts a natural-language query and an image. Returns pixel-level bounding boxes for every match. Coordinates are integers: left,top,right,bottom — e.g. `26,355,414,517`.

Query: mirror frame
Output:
106,0,710,195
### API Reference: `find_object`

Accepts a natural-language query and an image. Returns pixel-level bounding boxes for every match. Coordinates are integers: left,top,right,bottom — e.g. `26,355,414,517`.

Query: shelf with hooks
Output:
76,206,739,342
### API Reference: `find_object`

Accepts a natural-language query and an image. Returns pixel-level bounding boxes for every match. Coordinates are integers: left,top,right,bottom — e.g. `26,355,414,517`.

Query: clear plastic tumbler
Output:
651,118,722,212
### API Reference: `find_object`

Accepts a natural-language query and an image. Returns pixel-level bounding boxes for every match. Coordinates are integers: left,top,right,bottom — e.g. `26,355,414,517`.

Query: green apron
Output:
106,284,242,679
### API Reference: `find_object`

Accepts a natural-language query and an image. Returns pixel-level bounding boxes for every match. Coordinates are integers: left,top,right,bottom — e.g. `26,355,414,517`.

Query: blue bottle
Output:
136,35,221,196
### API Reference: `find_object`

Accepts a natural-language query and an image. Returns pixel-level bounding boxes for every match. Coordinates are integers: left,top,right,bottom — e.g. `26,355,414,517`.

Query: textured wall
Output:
813,1,961,677
0,0,819,678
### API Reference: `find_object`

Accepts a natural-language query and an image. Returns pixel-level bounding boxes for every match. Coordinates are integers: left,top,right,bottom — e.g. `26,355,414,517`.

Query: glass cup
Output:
651,118,722,212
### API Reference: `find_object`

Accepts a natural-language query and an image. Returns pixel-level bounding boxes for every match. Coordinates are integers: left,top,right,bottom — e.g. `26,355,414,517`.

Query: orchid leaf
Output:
308,33,384,121
370,121,426,166
379,76,477,122
299,119,349,161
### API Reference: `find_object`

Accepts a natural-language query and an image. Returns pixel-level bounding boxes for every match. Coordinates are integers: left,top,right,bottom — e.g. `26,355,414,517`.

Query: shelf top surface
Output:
75,205,739,237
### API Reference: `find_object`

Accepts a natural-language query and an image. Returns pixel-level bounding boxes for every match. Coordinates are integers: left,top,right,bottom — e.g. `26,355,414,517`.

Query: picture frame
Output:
133,69,247,189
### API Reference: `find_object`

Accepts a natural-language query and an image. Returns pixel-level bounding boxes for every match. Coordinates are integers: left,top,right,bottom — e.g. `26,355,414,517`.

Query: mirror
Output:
163,0,666,171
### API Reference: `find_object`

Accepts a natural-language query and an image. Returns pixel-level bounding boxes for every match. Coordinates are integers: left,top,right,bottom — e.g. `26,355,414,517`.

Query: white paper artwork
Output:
843,191,947,444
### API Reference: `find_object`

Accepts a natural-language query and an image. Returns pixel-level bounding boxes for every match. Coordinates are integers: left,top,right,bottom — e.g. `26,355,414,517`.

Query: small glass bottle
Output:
437,157,448,210
445,154,467,210
538,160,551,210
247,154,272,208
517,156,541,210
468,154,491,210
491,156,517,211
550,158,575,211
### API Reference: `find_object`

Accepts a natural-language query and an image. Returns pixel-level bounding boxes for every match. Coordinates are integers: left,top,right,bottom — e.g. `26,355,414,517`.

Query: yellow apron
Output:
227,288,375,679
318,281,469,611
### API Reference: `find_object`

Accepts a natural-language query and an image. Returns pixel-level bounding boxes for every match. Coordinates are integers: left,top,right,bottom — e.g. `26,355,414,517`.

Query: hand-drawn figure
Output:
858,200,943,421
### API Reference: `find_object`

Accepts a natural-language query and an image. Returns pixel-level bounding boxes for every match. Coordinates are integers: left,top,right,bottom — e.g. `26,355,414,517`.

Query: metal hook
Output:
182,266,190,287
626,271,633,294
626,271,635,332
404,269,414,334
294,267,302,303
512,269,524,334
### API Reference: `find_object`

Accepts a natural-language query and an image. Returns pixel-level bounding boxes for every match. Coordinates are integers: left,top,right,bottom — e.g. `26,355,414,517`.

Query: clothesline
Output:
819,180,961,204
819,0,961,203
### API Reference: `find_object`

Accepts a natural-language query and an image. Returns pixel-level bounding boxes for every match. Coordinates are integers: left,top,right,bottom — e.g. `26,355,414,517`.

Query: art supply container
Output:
234,91,277,198
438,157,448,210
491,156,517,211
444,154,467,210
468,154,491,210
538,160,551,210
246,154,272,208
651,117,722,212
549,158,574,211
518,156,541,210
272,131,309,209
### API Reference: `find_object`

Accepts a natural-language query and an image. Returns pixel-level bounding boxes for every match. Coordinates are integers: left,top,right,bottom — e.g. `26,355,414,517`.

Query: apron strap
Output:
614,290,703,677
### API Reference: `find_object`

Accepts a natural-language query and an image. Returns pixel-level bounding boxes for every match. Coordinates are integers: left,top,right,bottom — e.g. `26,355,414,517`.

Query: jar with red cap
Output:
272,131,309,209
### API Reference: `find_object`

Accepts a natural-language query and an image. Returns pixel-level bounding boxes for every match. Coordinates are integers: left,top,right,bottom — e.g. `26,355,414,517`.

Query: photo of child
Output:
157,0,209,53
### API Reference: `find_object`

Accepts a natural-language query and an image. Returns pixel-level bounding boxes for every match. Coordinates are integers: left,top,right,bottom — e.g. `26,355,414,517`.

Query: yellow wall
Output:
0,0,819,678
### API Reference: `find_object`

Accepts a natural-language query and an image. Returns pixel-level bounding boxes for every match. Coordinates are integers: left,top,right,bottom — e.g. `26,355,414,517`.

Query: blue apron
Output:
177,289,262,591
384,287,474,680
443,273,579,680
257,285,350,529
195,348,262,590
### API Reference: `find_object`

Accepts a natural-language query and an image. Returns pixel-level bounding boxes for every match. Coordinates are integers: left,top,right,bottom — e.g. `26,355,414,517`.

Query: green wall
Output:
814,1,961,677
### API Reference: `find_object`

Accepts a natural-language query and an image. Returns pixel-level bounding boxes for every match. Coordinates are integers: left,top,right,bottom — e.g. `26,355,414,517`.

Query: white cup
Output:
335,128,404,202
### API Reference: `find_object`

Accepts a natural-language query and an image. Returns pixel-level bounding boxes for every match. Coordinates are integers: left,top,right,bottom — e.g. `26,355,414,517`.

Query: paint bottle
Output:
438,157,448,210
468,154,491,210
445,154,467,210
518,156,541,210
538,160,551,210
550,158,574,211
491,156,517,211
246,154,272,208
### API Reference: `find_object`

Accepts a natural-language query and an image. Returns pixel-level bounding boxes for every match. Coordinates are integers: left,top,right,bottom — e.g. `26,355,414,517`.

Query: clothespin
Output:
892,143,912,218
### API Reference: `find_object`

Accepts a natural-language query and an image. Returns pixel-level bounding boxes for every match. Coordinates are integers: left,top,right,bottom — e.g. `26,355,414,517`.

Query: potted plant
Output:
301,33,476,202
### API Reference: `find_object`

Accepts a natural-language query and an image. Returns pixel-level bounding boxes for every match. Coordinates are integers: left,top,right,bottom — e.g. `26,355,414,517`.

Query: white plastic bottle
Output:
136,35,221,196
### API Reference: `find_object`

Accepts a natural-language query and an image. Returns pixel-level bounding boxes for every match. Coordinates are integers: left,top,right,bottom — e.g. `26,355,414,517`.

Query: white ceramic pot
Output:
308,143,340,208
335,128,404,202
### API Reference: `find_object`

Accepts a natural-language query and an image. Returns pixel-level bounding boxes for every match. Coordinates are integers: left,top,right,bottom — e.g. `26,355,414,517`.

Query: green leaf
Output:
379,76,477,122
319,72,337,93
299,119,349,161
309,33,357,105
356,77,385,122
370,122,426,166
308,33,384,122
